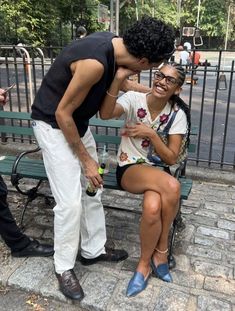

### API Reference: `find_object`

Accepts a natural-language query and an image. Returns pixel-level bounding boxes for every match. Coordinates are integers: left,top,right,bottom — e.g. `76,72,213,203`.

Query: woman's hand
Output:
0,88,7,105
114,67,139,83
124,122,156,139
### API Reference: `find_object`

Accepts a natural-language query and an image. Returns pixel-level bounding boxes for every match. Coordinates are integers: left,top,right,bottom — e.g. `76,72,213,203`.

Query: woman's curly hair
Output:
123,16,175,63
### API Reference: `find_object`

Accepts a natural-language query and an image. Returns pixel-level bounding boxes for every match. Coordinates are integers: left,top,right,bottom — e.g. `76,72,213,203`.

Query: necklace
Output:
147,100,161,120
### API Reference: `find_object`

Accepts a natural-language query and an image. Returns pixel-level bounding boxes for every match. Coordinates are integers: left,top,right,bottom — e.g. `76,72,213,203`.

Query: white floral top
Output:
117,91,187,167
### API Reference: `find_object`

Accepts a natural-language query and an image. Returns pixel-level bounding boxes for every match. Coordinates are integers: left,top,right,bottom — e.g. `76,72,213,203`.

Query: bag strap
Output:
162,110,178,134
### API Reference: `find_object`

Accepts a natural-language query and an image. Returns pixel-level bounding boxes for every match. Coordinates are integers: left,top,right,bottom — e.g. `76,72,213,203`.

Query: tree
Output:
0,0,234,48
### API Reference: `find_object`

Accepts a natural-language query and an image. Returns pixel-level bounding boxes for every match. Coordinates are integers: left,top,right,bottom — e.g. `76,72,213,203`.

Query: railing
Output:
0,45,235,170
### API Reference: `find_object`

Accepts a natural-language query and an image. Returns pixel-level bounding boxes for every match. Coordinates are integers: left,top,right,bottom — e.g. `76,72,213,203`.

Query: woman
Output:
100,62,190,297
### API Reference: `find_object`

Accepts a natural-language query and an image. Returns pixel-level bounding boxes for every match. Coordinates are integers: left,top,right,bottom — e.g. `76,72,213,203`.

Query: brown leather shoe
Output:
55,269,84,301
80,247,128,266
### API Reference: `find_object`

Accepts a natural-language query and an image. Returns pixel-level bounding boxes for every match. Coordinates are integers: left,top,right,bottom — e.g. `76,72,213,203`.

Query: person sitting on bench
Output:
0,88,54,258
99,62,190,297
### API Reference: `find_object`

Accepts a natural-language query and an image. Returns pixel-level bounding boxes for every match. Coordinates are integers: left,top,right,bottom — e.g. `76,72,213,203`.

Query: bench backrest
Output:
0,111,197,154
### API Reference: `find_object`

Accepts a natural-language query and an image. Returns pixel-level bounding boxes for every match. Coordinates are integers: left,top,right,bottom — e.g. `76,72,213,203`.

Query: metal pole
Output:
110,0,114,33
17,47,33,106
222,4,232,70
177,0,181,27
115,0,119,35
134,0,139,20
196,0,201,28
224,4,231,51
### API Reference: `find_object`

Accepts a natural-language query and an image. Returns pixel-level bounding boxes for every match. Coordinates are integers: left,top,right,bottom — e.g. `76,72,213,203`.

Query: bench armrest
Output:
11,146,41,187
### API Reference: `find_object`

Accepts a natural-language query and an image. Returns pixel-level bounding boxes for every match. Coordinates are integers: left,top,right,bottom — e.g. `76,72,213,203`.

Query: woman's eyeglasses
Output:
153,70,178,86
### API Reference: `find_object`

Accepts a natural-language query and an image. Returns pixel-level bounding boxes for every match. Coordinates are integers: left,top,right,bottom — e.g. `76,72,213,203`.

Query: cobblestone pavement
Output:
0,176,235,311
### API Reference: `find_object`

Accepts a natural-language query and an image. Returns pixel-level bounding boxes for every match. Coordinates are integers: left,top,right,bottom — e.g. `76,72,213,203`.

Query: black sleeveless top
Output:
31,32,117,137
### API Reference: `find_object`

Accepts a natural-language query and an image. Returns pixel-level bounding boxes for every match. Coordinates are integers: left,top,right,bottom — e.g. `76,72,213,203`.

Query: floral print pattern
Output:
137,108,147,119
141,139,150,148
116,92,187,168
136,158,146,164
159,113,169,124
119,151,128,162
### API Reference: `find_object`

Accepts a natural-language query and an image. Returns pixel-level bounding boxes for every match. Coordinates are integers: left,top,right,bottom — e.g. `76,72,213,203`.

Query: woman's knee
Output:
142,195,161,225
166,176,180,198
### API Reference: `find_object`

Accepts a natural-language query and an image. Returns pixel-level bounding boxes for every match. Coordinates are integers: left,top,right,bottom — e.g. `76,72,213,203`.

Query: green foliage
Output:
0,0,234,47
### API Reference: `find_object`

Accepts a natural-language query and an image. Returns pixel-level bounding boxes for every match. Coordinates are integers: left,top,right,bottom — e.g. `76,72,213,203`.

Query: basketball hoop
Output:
182,27,195,37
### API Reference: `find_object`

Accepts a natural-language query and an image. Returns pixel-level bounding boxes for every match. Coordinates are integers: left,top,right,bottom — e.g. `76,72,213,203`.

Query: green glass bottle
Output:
86,163,106,196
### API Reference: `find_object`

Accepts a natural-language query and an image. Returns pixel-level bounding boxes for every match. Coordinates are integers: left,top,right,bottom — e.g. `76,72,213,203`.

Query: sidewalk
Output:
0,170,235,311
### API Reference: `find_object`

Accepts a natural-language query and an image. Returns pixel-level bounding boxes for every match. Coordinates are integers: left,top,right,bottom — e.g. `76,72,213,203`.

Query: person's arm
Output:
121,78,151,93
99,67,136,120
55,59,105,188
0,88,7,105
124,122,182,165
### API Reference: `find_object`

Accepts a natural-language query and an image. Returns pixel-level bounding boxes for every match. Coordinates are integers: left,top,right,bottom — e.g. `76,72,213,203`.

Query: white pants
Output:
32,120,106,274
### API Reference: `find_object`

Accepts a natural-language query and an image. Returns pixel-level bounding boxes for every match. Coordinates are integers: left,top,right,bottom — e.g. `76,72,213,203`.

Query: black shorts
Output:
116,164,139,190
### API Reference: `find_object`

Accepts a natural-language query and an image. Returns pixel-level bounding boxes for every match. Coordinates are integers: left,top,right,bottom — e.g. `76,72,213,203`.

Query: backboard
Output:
182,27,195,37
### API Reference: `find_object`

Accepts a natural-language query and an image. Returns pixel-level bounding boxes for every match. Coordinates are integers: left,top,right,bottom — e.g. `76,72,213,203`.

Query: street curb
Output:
186,165,235,186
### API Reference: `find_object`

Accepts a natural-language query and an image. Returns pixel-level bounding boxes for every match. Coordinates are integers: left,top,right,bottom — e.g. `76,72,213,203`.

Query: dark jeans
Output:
0,175,30,252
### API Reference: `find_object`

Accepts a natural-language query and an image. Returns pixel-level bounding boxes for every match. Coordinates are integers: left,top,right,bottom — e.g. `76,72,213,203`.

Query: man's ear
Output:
138,57,149,65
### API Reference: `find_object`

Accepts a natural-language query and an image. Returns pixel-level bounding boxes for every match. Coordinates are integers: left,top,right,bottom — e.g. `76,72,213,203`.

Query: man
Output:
31,16,175,301
0,88,54,258
190,50,201,69
183,41,191,52
179,45,190,66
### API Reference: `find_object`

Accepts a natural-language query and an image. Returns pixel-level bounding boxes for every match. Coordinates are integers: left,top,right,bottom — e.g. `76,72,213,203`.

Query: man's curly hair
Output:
123,16,175,63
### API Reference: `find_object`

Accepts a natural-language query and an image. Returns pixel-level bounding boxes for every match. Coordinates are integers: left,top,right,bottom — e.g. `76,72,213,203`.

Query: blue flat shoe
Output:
151,258,173,283
126,271,150,297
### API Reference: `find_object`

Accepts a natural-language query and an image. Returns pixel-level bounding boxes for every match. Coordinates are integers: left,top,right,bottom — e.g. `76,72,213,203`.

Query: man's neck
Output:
112,38,138,66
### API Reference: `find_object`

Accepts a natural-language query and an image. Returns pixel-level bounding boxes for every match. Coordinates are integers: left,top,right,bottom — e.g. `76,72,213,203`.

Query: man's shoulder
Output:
87,31,117,41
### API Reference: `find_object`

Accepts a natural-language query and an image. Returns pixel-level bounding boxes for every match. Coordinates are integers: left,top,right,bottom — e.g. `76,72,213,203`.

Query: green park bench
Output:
0,110,197,268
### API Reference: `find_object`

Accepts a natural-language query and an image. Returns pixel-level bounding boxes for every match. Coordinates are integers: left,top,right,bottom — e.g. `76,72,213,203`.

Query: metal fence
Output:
0,45,235,170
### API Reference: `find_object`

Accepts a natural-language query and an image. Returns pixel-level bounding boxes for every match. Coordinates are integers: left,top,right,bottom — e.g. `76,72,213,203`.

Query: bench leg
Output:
168,199,186,269
19,181,43,229
168,217,177,269
20,197,33,229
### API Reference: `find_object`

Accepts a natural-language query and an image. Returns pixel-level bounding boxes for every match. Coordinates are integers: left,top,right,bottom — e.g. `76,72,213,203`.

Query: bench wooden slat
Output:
93,133,121,145
0,156,192,199
0,111,32,120
90,117,124,128
0,156,47,179
0,125,34,136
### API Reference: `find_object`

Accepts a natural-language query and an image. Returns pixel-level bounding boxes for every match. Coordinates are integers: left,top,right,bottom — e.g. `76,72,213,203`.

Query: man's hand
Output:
82,157,103,189
0,88,7,105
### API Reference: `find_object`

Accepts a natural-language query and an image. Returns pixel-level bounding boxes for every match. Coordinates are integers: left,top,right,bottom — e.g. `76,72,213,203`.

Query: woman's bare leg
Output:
121,164,180,268
153,198,179,266
136,190,162,277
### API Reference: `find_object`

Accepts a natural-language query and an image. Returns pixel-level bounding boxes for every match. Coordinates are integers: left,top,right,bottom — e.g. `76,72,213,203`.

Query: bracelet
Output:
106,90,119,98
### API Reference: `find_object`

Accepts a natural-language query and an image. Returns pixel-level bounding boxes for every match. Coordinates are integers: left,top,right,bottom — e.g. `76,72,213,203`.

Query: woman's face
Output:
151,65,182,100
